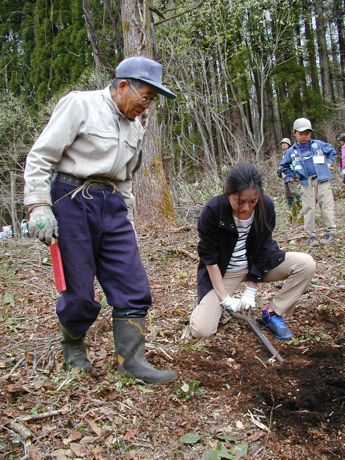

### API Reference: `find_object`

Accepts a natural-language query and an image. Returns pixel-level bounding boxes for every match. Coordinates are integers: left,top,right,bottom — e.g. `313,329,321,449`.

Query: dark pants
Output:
51,180,151,335
284,183,301,209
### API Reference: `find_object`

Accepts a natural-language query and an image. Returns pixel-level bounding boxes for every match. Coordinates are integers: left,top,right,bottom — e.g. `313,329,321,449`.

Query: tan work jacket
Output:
24,86,144,221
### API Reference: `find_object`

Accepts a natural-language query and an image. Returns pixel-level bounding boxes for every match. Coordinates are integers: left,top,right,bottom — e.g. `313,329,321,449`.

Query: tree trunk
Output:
10,171,19,237
82,0,113,84
329,19,342,101
334,0,345,98
120,0,175,227
304,0,321,97
314,0,333,103
265,77,280,153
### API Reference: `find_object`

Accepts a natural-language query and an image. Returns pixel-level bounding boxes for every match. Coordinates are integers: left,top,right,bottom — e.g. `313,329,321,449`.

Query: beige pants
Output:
301,178,336,236
190,252,316,338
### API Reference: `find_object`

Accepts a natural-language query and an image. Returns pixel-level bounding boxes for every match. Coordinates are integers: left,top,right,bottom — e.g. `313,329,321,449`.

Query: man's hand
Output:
342,169,345,175
29,206,58,245
220,295,241,313
240,286,257,310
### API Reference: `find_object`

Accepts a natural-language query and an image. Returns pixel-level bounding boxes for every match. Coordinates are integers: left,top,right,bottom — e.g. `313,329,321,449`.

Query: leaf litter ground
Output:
1,189,344,460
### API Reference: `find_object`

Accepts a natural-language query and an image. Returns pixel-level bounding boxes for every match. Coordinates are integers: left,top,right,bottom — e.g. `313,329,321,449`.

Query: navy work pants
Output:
51,181,151,335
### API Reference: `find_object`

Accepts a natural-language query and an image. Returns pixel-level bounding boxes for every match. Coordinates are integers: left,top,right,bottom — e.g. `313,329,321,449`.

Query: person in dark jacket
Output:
190,164,316,340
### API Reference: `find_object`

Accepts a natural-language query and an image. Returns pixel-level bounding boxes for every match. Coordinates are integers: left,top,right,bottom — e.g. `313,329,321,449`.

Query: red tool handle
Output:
49,241,67,293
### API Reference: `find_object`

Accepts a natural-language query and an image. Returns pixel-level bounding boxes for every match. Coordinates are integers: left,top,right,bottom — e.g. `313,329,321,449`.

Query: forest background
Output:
1,2,345,459
1,0,345,231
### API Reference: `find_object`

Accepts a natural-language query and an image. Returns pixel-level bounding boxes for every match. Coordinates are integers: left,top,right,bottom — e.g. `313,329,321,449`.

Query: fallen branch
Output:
276,233,305,243
130,439,155,450
171,225,192,232
2,357,25,380
166,247,198,261
20,409,68,422
255,355,268,368
246,409,270,432
56,373,78,392
157,346,174,361
6,421,33,440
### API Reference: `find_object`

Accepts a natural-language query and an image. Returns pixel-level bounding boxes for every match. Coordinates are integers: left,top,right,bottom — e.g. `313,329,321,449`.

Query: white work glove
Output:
28,206,58,245
220,295,241,313
341,169,345,175
240,286,257,310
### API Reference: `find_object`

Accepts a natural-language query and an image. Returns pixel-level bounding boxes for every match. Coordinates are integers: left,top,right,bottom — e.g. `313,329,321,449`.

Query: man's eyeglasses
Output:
128,82,158,106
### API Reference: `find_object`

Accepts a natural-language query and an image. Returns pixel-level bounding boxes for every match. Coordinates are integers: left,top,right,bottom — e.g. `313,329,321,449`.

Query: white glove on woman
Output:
240,286,257,310
220,295,241,313
29,206,58,245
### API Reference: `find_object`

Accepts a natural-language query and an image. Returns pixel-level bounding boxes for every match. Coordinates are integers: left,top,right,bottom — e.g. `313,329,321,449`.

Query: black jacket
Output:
197,194,285,302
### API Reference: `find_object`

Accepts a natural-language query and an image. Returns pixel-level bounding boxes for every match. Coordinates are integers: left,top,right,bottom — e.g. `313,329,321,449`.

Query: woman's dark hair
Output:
224,163,270,232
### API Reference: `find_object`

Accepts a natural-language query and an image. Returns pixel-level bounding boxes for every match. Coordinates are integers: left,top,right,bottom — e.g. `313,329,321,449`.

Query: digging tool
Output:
227,308,283,362
50,239,66,293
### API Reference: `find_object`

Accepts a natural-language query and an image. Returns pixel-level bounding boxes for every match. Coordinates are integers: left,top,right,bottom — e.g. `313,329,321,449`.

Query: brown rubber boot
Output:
112,317,177,384
61,327,91,370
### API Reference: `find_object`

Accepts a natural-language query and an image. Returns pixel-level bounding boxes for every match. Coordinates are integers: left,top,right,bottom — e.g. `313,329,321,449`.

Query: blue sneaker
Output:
262,309,293,340
307,236,319,247
320,233,335,245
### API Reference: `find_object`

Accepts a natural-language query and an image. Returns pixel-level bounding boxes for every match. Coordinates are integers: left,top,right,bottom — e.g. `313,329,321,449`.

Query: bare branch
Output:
154,2,203,26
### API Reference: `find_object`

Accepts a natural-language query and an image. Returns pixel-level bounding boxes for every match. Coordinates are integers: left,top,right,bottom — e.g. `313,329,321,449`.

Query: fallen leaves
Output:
1,212,345,459
4,383,29,398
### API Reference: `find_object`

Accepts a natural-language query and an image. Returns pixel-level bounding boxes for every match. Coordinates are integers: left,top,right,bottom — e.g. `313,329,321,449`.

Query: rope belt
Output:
52,172,118,204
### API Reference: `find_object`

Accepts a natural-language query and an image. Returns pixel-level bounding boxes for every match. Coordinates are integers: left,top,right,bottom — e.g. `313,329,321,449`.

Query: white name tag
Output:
313,154,325,164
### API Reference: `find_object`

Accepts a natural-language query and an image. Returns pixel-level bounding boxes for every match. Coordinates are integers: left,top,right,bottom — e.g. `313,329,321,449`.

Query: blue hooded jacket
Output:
279,140,336,186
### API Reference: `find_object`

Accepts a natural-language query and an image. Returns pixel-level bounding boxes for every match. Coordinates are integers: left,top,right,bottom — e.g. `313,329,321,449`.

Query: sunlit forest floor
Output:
1,175,344,460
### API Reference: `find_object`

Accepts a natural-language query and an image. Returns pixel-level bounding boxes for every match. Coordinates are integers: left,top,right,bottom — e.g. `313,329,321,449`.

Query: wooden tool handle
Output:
49,240,67,293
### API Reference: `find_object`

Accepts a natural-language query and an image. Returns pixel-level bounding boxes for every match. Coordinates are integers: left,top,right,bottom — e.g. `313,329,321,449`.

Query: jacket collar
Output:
102,85,131,121
218,195,237,231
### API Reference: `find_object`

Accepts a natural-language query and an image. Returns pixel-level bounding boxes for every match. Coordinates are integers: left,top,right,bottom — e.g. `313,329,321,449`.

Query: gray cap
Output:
337,133,345,141
293,118,313,132
115,56,176,99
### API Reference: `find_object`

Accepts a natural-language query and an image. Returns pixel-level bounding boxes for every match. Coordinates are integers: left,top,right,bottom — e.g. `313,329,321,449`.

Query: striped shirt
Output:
227,213,254,272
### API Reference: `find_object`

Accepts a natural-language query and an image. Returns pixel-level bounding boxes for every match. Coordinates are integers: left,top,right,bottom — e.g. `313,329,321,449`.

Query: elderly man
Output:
24,56,177,384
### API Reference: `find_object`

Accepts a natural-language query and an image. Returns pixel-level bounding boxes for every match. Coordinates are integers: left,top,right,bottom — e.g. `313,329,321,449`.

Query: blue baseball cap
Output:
115,56,176,99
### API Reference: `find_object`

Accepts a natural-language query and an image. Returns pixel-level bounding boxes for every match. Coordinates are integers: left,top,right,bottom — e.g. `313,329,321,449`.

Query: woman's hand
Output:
220,295,241,312
240,286,257,309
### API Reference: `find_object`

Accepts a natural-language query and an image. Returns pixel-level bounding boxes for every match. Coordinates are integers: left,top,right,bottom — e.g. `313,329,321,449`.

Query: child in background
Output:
279,118,336,247
338,133,345,185
277,138,301,211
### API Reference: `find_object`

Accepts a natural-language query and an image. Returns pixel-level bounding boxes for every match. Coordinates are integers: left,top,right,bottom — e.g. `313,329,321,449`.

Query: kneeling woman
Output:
190,163,316,340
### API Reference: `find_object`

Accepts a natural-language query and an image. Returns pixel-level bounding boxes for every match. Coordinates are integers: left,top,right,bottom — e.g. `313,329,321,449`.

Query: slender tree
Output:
334,0,345,98
120,0,176,226
314,0,333,103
